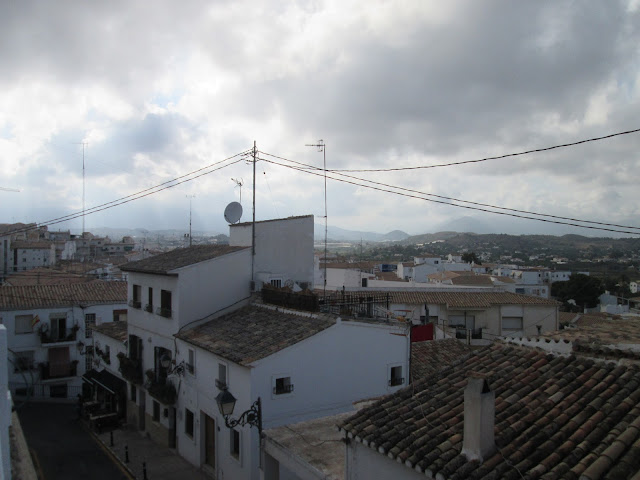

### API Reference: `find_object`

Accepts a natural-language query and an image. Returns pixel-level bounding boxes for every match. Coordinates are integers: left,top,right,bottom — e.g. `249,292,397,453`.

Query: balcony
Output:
39,360,78,380
116,353,143,384
128,300,142,309
147,380,177,405
40,326,78,345
156,307,172,318
388,377,404,387
273,383,294,395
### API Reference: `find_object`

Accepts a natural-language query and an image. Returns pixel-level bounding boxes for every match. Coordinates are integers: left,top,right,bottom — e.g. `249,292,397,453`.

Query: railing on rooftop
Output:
262,285,319,312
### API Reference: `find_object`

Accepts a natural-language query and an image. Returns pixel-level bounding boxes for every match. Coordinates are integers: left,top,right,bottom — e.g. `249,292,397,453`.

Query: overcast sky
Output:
1,1,640,238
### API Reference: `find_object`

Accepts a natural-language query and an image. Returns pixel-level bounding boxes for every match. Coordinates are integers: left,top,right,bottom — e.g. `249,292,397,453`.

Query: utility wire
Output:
258,151,640,232
257,155,640,236
321,127,640,172
3,150,252,237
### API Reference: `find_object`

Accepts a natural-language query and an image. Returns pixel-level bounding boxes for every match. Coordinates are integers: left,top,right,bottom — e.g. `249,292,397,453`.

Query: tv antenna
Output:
74,142,88,235
305,139,327,299
186,195,196,247
231,178,244,204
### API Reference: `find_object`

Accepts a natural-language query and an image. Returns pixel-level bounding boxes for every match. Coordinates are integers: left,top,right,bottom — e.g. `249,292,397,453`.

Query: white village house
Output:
0,282,127,401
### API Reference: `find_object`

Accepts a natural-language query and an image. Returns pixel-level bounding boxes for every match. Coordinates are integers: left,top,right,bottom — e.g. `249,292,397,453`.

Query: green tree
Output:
461,252,481,265
551,273,604,309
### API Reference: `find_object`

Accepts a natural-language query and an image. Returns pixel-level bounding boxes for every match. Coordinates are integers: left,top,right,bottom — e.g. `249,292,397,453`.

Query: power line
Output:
323,127,640,172
260,151,640,232
2,149,252,237
257,155,640,236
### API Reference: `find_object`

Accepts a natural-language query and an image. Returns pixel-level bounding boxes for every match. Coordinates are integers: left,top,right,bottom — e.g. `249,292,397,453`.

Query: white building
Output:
0,282,127,401
10,241,57,272
174,302,409,480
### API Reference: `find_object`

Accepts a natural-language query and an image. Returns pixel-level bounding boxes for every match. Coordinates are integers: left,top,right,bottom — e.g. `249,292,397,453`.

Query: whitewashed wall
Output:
229,216,315,288
346,441,425,480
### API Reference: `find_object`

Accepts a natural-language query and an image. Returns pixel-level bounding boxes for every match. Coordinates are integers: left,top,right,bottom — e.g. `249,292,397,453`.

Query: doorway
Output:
204,413,216,470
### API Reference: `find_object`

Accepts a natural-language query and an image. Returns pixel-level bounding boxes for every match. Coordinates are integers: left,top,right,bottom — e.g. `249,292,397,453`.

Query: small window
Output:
274,376,294,395
146,287,154,312
85,313,96,338
132,285,142,308
389,365,404,387
131,384,137,403
15,314,34,334
153,400,160,422
216,363,227,389
270,279,282,288
159,290,172,318
113,309,127,322
185,408,194,437
230,429,241,460
187,349,195,375
361,278,368,287
502,317,523,332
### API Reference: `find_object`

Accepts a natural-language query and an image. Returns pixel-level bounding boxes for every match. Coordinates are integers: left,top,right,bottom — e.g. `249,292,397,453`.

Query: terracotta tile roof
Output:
92,321,128,342
450,275,494,286
120,245,248,275
411,339,475,380
11,241,54,249
339,343,640,479
540,315,640,346
3,268,95,287
427,271,460,281
341,290,559,308
0,282,127,310
491,275,517,284
559,311,580,325
176,305,335,365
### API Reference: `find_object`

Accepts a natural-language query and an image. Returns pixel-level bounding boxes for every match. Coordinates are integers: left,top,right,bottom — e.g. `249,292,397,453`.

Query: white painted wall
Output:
229,216,315,289
346,441,425,480
0,325,10,480
325,268,374,289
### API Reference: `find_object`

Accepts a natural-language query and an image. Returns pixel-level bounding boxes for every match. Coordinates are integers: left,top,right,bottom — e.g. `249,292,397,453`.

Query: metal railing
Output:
273,384,294,395
156,307,172,318
39,361,78,380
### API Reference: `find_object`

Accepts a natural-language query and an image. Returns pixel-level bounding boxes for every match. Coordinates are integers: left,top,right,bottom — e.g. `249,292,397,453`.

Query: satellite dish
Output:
224,202,243,224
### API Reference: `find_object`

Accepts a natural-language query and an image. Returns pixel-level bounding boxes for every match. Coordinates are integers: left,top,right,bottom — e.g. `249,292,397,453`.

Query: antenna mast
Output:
186,195,196,247
305,139,327,299
74,142,88,235
231,178,244,204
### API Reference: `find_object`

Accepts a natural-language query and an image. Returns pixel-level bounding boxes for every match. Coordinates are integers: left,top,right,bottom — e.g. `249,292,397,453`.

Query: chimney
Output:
462,376,495,462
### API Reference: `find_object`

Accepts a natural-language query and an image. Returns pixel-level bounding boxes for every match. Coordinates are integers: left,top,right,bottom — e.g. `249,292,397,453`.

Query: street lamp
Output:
160,355,185,376
215,387,262,437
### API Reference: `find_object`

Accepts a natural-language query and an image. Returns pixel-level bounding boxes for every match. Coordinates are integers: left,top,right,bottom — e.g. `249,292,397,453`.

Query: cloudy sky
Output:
1,1,640,238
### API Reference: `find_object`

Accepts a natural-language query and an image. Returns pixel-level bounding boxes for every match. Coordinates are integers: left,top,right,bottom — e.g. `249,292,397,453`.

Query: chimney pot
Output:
462,376,495,462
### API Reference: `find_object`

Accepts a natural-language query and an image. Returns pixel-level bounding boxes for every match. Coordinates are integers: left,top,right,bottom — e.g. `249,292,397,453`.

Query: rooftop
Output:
120,245,248,275
0,281,127,310
2,268,96,287
340,342,640,479
231,214,313,228
410,339,476,381
11,241,53,249
540,314,640,346
92,320,128,342
176,304,336,366
449,274,494,287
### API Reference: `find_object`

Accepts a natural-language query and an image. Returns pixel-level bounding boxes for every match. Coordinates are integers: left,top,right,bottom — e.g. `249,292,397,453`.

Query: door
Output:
138,390,146,431
204,414,216,469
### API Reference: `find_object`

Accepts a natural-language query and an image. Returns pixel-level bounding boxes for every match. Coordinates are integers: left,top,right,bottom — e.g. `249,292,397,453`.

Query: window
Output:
154,347,170,383
270,278,282,288
14,351,35,372
145,287,154,312
131,384,137,403
230,429,241,461
389,365,404,387
159,290,172,318
113,309,127,322
185,408,194,437
131,285,142,308
361,278,368,287
153,400,160,422
216,363,227,389
50,315,67,341
502,317,523,332
187,349,195,375
85,354,93,373
129,334,142,361
15,314,34,334
273,376,294,395
104,345,111,364
85,313,96,338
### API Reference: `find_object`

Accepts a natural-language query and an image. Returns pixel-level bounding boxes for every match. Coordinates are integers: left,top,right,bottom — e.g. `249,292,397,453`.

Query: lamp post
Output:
160,355,185,376
215,388,262,438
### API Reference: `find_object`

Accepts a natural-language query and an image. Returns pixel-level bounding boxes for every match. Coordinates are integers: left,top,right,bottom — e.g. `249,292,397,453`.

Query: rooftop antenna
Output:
231,178,244,204
74,142,88,235
186,195,196,247
306,139,327,299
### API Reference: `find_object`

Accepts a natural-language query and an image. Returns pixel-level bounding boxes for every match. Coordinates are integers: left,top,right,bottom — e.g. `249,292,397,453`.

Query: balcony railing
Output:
129,300,142,309
156,307,172,318
144,304,153,313
117,353,143,384
40,327,78,344
147,380,177,405
39,361,78,380
273,384,294,395
388,377,404,387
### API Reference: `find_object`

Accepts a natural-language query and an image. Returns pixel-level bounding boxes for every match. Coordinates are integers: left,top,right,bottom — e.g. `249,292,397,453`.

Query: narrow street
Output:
16,402,129,480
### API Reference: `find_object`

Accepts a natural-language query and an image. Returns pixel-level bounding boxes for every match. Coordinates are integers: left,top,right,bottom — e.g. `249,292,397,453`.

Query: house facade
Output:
0,282,127,401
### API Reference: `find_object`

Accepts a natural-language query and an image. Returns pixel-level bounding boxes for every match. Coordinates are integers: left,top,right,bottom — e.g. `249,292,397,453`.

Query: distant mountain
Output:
315,224,410,243
430,216,495,235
